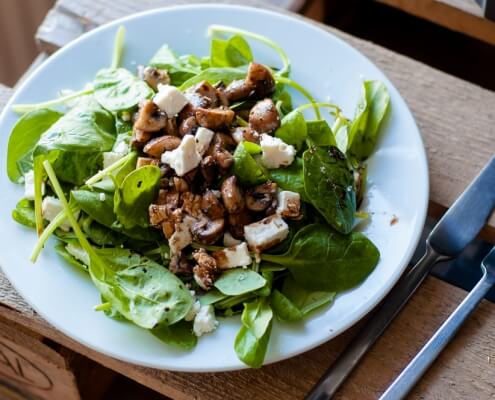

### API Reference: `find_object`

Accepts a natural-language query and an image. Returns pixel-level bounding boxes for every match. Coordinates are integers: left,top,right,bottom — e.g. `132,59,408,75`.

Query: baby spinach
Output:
179,67,246,90
12,199,36,228
261,224,380,292
7,109,62,182
210,34,253,67
282,275,335,315
234,297,273,368
274,109,307,150
199,289,229,305
152,320,197,350
232,142,267,186
90,247,193,329
93,68,153,112
267,158,309,202
80,215,124,246
303,146,356,234
214,269,267,296
149,44,202,85
348,80,390,161
270,289,303,322
272,83,293,115
33,98,116,185
114,165,161,229
54,242,88,272
306,120,336,147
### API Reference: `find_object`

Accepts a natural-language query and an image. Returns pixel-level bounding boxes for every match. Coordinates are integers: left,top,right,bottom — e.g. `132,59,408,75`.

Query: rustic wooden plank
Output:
377,0,495,45
34,0,495,233
0,318,81,400
1,270,494,399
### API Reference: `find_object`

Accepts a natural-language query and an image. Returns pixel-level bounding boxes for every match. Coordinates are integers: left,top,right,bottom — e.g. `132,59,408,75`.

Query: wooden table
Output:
1,1,495,399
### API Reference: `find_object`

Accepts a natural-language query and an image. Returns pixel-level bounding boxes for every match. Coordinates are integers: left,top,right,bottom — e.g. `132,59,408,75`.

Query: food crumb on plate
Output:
390,215,399,226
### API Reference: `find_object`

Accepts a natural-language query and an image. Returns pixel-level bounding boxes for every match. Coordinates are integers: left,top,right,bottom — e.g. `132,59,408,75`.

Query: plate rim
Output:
0,3,429,372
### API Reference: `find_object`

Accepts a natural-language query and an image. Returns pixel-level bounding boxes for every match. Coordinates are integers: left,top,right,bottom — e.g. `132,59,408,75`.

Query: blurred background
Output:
0,0,494,89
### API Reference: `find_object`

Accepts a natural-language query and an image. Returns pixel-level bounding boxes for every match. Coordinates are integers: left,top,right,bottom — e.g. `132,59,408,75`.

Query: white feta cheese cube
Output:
194,127,214,155
276,190,301,219
260,134,296,169
223,231,241,247
161,135,202,176
41,196,79,231
99,193,106,201
24,170,45,201
153,84,188,117
185,300,201,322
169,215,195,255
244,215,289,252
113,140,129,154
213,242,252,269
65,243,90,266
193,304,218,337
103,152,124,169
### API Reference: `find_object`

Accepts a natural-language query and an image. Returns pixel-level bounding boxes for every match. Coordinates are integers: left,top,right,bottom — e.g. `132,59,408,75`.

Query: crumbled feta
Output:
244,215,289,252
113,141,129,154
185,300,201,322
24,170,45,201
161,135,202,176
276,190,301,219
214,242,252,269
153,84,188,117
103,152,124,169
193,304,218,337
232,129,244,144
65,243,90,266
194,127,214,155
41,196,79,231
223,231,241,247
169,215,195,255
260,134,296,169
99,193,106,201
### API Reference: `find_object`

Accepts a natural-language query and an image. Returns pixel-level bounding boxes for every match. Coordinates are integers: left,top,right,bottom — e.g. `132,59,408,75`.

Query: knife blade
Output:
306,155,495,400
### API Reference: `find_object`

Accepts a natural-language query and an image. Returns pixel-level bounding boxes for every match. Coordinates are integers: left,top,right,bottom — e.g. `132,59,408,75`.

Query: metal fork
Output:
380,246,495,399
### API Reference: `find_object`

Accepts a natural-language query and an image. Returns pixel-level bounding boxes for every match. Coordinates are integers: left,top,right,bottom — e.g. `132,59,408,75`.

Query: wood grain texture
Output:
1,268,494,399
377,0,495,45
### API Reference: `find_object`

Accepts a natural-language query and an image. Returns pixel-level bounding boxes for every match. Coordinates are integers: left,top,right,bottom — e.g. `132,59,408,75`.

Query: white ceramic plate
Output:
0,5,428,371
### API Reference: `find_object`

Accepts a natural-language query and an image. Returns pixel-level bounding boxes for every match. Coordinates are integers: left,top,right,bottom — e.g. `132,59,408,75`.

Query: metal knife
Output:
306,155,495,400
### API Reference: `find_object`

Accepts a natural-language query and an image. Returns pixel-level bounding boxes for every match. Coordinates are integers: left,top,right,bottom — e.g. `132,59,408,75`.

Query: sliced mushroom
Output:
213,146,234,170
201,190,225,220
157,189,180,208
142,66,170,91
191,218,225,245
137,157,160,168
245,62,276,99
179,116,198,137
133,100,168,132
192,249,218,290
132,128,153,144
228,212,253,240
221,176,245,214
169,254,194,276
173,177,189,193
200,156,217,184
181,192,203,218
143,135,181,157
149,204,168,226
164,117,179,136
193,80,219,106
211,132,237,151
214,82,230,107
245,182,277,212
231,126,260,144
225,79,253,102
249,98,280,134
195,106,235,130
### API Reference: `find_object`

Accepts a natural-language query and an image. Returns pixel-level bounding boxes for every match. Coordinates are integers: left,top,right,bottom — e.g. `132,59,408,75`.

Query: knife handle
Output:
379,265,495,400
306,245,443,400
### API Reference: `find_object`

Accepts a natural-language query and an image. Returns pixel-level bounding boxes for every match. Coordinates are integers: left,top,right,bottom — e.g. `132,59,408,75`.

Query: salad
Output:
6,25,390,368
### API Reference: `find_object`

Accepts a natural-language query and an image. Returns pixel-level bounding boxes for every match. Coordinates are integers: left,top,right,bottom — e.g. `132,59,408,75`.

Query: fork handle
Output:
379,267,494,400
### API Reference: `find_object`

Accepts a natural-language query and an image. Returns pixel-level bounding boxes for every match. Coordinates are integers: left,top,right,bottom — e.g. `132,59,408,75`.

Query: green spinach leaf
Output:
282,275,335,315
94,68,153,112
214,269,266,296
306,120,336,147
274,109,307,150
232,142,267,186
179,67,246,91
114,165,161,229
261,224,380,292
348,80,390,160
12,199,36,228
149,44,202,86
210,35,253,67
267,158,309,202
234,297,273,368
54,242,88,272
303,146,356,234
7,109,62,182
270,289,303,322
152,320,197,350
